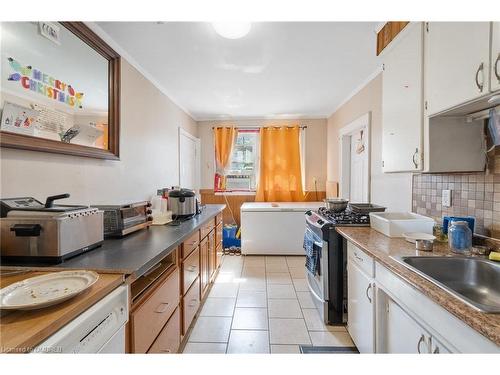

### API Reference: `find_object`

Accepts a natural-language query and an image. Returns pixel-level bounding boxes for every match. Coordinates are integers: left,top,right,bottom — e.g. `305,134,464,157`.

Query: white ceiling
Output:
96,22,380,120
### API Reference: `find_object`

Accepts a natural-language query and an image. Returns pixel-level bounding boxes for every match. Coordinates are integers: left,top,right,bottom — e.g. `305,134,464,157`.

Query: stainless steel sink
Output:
393,256,500,313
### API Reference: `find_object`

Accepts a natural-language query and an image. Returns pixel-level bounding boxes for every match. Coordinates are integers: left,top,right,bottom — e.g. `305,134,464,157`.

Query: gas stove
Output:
316,207,370,226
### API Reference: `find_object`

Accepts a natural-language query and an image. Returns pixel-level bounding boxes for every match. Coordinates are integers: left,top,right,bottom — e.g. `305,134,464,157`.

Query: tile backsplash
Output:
412,151,500,239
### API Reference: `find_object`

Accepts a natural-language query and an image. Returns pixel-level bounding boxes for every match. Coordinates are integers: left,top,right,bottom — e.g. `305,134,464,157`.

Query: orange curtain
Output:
214,127,237,173
255,126,305,202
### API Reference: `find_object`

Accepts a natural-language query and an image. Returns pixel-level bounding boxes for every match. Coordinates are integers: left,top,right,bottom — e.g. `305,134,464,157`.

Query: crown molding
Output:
196,114,328,122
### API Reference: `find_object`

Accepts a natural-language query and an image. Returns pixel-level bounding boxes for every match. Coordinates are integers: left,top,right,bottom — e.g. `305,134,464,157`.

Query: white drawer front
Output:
347,242,374,277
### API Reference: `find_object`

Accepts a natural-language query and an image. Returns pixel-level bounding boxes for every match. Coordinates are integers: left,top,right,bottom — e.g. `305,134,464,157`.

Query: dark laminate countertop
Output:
1,204,225,279
336,226,500,347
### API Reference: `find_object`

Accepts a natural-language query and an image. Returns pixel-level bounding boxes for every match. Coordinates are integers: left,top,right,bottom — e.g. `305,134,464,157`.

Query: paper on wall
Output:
0,101,38,136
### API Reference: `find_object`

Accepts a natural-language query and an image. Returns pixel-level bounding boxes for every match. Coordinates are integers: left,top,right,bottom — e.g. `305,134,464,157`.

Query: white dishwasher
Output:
241,202,324,255
32,285,129,353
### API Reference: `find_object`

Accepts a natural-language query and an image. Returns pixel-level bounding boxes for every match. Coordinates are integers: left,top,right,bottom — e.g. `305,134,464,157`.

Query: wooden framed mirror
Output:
0,22,120,159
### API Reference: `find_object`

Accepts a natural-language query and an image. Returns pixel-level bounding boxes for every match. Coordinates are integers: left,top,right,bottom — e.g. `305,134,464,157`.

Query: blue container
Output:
448,221,472,255
442,216,475,234
223,225,240,248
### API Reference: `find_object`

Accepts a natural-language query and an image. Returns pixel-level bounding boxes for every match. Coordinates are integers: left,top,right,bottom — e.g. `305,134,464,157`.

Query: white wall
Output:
327,74,412,211
0,59,198,205
197,118,327,191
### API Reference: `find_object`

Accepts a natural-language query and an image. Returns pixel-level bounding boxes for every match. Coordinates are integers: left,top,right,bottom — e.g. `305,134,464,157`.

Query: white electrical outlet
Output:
442,189,452,208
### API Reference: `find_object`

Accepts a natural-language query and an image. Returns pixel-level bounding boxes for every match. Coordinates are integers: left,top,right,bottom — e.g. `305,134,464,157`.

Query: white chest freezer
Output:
241,202,324,255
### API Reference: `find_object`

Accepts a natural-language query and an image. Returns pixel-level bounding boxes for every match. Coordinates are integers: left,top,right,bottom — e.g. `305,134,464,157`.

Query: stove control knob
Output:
317,219,324,225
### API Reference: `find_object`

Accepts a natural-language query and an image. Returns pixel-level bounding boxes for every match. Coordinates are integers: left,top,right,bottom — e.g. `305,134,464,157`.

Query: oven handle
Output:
321,238,329,301
306,274,325,303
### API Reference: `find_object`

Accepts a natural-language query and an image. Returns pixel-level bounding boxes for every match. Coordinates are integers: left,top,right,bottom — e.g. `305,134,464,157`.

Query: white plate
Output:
0,270,99,310
402,232,436,243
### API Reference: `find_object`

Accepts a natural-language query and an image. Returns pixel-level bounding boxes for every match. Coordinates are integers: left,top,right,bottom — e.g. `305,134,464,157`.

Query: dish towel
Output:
304,230,320,275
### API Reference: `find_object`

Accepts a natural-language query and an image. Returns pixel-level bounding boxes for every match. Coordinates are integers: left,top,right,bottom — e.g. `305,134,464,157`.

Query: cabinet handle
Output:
365,283,372,303
160,349,172,353
433,346,440,354
495,54,500,83
412,148,419,169
353,252,363,262
417,334,426,354
187,265,197,272
154,302,170,313
475,62,484,92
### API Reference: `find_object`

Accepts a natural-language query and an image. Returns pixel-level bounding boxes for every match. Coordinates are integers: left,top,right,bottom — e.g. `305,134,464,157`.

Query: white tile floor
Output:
182,255,355,354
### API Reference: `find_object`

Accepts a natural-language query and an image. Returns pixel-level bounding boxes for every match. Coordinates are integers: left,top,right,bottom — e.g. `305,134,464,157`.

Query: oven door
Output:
304,228,329,323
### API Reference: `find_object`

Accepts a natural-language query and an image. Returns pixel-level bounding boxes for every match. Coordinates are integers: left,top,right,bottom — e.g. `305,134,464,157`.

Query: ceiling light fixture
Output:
212,22,251,39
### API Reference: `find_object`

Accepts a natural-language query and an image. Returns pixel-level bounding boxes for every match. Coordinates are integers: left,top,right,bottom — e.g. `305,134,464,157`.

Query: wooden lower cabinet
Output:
147,307,181,354
216,242,223,269
182,246,200,293
131,268,180,353
208,230,216,283
183,277,201,334
128,213,225,353
200,237,209,299
200,219,215,240
181,231,199,259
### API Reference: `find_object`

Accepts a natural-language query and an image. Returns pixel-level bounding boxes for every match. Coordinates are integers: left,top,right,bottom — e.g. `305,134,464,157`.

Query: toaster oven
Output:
92,202,152,238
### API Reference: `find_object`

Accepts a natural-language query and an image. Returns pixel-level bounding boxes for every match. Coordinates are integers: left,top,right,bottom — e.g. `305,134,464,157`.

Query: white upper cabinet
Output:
381,22,424,172
491,22,500,92
424,22,491,115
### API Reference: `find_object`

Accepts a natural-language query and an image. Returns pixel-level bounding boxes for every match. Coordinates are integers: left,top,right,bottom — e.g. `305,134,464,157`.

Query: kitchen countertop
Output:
336,226,500,347
0,270,124,353
1,204,225,279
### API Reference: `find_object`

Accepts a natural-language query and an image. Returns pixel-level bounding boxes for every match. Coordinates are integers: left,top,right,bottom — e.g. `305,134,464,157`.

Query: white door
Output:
382,22,423,172
492,22,500,92
425,22,491,115
349,130,368,202
385,298,430,353
178,128,200,192
347,260,375,353
339,113,370,202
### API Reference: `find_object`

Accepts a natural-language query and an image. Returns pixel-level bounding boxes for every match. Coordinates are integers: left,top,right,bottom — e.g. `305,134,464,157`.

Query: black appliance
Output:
304,206,373,325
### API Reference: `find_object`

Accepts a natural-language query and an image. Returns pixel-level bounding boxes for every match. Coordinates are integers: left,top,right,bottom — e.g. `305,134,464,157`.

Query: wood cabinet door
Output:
425,22,491,115
492,22,500,92
382,22,424,172
147,307,181,354
199,237,209,298
208,231,215,282
216,242,223,269
183,277,201,334
347,260,375,353
384,298,430,353
182,246,200,294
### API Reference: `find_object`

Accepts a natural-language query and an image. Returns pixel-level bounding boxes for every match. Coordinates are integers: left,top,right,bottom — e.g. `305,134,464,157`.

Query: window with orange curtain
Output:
255,126,305,202
214,127,237,192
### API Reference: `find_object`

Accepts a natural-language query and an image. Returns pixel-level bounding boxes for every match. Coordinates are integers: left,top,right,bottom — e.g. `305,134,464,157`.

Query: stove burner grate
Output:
317,207,370,225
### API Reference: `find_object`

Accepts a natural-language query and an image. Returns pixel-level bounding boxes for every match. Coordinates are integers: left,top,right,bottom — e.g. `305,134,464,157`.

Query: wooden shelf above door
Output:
377,22,409,55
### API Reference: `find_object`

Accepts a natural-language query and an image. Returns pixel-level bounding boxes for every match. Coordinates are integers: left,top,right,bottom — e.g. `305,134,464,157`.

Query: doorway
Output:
178,127,201,194
339,113,371,203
